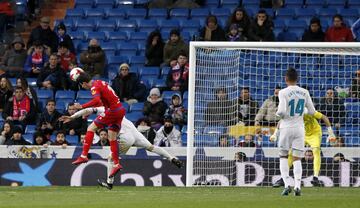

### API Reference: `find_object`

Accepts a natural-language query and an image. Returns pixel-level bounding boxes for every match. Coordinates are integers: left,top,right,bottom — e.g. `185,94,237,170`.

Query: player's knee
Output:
292,149,303,159
279,150,288,157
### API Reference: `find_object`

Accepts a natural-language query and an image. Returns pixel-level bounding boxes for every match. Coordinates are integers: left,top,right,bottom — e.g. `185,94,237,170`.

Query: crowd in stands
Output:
0,0,360,148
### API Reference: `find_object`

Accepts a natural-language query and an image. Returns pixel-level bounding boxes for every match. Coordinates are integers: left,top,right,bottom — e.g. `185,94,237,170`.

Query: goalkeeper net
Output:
186,42,360,187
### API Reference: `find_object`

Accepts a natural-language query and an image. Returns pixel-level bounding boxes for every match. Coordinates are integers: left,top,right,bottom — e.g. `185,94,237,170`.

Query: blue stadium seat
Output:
84,8,105,20
106,31,128,41
107,55,129,67
55,90,75,100
85,31,106,41
295,8,317,19
126,8,147,21
277,31,299,41
190,8,209,20
148,8,168,19
126,111,143,123
205,0,219,7
94,0,115,8
161,67,170,78
116,19,137,32
162,90,180,101
27,78,37,87
327,0,345,8
137,19,159,33
276,8,295,19
76,90,92,99
75,0,94,8
75,19,96,31
339,9,359,19
116,0,135,9
273,19,286,30
66,8,85,18
242,0,259,7
287,19,307,29
129,56,146,68
23,134,33,144
181,134,187,146
25,125,36,134
210,8,231,17
117,42,138,56
55,100,70,113
96,19,116,31
221,0,239,9
306,0,325,8
36,89,53,100
285,0,303,8
138,67,160,77
100,42,117,54
129,32,148,42
153,79,166,88
317,8,338,18
68,31,85,41
67,135,79,145
203,125,226,135
348,0,360,7
180,19,200,30
159,19,180,30
56,19,74,31
169,8,189,20
105,8,126,20
129,102,144,112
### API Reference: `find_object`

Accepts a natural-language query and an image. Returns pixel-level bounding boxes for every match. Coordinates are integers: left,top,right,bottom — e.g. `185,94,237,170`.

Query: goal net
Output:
186,42,360,187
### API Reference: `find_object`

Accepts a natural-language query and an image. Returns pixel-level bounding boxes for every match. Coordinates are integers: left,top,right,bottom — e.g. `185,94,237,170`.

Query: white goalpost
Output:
186,42,360,187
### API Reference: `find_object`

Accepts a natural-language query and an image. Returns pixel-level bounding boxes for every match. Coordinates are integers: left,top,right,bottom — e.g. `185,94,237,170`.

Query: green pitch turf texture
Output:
0,186,359,208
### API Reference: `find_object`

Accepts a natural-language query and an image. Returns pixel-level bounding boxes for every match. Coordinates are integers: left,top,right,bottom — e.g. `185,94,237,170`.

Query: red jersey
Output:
81,80,122,110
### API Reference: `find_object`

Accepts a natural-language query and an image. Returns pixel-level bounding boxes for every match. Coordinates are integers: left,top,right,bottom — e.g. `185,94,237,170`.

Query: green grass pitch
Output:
0,186,359,208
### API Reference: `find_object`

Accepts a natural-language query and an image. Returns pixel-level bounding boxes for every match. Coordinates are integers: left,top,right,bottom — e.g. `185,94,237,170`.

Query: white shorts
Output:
278,127,305,157
117,118,152,154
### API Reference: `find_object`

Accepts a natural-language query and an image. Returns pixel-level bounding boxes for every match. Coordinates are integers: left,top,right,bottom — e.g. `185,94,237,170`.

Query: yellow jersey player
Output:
271,110,336,187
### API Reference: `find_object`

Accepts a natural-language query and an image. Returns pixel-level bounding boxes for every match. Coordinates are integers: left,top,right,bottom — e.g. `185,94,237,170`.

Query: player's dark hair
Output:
286,67,298,82
99,129,108,134
77,72,91,84
242,87,250,92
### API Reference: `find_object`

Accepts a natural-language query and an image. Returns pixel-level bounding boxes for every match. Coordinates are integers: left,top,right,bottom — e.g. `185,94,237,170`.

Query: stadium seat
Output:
106,31,128,41
138,67,160,77
105,8,126,20
67,135,79,145
137,19,159,33
129,102,144,112
242,0,259,7
162,90,180,102
85,31,106,41
36,89,53,100
339,9,359,19
23,134,33,144
74,19,96,31
75,0,94,8
273,19,286,30
107,55,129,67
116,19,137,32
68,31,85,41
55,90,75,100
190,8,209,20
159,19,180,30
327,0,345,8
66,8,85,19
295,8,317,19
100,42,117,54
126,111,143,123
317,8,338,18
205,0,218,7
84,8,105,20
117,42,138,56
129,32,148,42
276,8,295,19
180,19,200,30
287,19,307,29
25,125,36,134
129,56,146,68
116,0,135,9
161,67,170,78
76,90,92,100
152,79,167,88
221,0,239,10
148,8,168,19
277,31,299,41
305,0,325,8
284,0,303,8
96,19,116,31
347,0,360,7
126,8,147,21
55,100,70,113
169,8,189,20
94,0,115,8
194,135,219,147
210,8,231,18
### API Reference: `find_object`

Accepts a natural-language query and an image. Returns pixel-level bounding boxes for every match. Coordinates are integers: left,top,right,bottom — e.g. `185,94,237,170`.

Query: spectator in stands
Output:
237,134,257,147
163,29,189,66
205,88,237,126
56,22,75,54
350,70,360,98
24,41,49,78
329,136,345,147
234,151,247,162
199,15,226,41
154,116,181,147
325,14,354,42
136,117,156,144
2,87,36,127
227,24,246,41
33,131,50,147
219,134,231,147
0,36,27,77
304,149,314,162
165,93,187,126
57,41,76,73
333,152,348,162
79,39,106,78
247,10,275,41
37,99,62,136
166,55,189,92
61,103,87,137
16,77,39,112
0,120,13,144
302,17,325,42
96,129,109,146
111,63,147,105
254,86,281,127
351,18,360,41
51,130,70,148
0,77,13,111
145,30,164,67
36,53,67,91
225,8,251,38
143,88,168,130
238,87,258,126
27,16,58,53
317,88,345,128
4,126,30,145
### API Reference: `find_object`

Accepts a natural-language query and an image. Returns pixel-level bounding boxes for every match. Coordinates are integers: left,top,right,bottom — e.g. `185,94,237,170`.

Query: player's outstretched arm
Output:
320,113,336,139
70,107,105,119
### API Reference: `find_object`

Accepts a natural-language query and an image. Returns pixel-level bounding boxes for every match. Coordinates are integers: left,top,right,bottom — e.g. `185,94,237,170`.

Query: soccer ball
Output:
70,67,84,82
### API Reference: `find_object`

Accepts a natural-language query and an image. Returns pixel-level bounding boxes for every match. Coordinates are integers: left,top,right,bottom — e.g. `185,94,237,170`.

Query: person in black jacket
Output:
302,17,325,42
247,10,275,41
0,77,13,111
37,53,67,91
4,126,30,145
27,16,58,53
199,15,226,41
111,63,147,105
56,22,76,54
225,8,251,38
135,117,156,144
61,103,87,137
145,30,164,67
143,88,167,130
37,99,62,136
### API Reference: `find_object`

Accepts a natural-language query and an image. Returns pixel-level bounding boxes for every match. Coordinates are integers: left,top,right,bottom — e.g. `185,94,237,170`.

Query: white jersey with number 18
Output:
276,85,316,129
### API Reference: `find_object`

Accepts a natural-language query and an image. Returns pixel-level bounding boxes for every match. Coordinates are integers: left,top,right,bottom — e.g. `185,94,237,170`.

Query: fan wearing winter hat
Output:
143,88,168,130
227,24,246,41
199,15,226,41
165,93,187,126
4,126,30,145
0,36,27,77
163,28,189,66
56,22,76,53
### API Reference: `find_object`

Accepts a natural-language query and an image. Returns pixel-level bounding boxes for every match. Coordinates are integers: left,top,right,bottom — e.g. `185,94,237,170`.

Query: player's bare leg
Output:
72,123,98,165
108,129,122,178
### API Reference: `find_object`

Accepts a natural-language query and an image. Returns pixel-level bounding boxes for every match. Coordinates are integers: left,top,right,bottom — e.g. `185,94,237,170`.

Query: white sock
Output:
151,146,174,161
280,158,290,188
293,160,302,190
107,157,114,184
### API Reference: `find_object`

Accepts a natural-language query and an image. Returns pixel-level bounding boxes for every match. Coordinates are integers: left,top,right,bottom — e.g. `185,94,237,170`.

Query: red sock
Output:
81,131,94,157
110,140,119,165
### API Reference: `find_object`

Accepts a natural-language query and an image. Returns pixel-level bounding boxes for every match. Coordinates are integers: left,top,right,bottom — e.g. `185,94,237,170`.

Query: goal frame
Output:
186,41,360,187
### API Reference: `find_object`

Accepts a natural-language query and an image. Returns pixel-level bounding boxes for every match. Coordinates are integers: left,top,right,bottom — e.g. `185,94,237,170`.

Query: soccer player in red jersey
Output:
72,72,126,178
